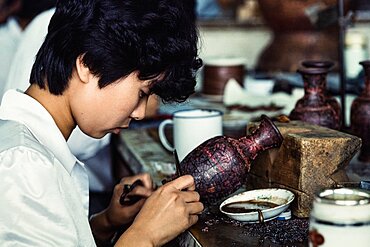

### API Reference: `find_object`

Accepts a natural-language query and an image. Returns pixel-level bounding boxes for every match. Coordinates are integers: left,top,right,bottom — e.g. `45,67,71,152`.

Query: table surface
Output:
116,128,309,247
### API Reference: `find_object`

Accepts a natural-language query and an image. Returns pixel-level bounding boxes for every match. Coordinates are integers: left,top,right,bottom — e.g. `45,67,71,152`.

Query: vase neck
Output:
236,116,283,161
236,136,264,161
303,73,326,96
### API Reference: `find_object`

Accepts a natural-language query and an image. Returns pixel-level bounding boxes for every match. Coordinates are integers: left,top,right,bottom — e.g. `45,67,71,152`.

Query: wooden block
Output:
246,120,362,218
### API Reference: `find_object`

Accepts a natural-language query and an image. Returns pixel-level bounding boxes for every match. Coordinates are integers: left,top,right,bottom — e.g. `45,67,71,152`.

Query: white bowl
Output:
219,188,295,223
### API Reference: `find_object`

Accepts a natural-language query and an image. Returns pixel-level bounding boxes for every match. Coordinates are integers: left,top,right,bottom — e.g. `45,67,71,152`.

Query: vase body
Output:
289,67,339,129
302,60,342,128
178,115,283,205
351,61,370,162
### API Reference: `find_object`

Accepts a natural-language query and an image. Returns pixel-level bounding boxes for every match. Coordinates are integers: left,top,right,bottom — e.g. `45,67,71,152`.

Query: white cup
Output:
309,188,370,246
158,109,223,161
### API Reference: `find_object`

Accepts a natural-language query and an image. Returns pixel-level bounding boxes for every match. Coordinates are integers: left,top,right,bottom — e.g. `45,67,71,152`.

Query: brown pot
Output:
202,58,245,96
256,0,350,72
258,0,340,31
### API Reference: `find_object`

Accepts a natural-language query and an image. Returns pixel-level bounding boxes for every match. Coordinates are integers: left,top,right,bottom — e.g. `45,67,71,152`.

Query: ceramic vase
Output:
351,60,370,162
302,60,341,128
171,115,283,205
289,67,339,130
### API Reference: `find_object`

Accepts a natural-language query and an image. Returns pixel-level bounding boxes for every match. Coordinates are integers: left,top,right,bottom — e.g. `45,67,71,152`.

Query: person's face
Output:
70,71,152,139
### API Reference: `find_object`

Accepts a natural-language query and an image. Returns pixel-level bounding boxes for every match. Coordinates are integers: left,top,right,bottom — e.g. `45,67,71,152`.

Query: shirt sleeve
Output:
0,146,80,246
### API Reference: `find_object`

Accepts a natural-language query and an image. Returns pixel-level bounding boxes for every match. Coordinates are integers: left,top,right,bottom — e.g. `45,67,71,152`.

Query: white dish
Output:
219,188,295,223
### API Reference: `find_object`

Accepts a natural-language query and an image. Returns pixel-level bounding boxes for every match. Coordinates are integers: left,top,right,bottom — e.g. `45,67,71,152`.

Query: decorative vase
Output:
289,67,339,130
302,60,342,128
166,115,283,205
351,60,370,162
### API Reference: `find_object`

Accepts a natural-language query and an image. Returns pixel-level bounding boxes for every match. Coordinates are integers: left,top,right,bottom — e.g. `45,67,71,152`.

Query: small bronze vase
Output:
301,60,341,128
351,61,370,162
167,115,283,205
289,67,339,130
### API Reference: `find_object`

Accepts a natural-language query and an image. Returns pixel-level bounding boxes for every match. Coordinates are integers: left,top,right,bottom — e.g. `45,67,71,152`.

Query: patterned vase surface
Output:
178,115,283,205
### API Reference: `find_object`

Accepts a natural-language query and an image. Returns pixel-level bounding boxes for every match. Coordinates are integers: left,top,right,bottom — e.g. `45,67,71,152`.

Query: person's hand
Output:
106,173,155,227
117,175,204,247
90,173,154,243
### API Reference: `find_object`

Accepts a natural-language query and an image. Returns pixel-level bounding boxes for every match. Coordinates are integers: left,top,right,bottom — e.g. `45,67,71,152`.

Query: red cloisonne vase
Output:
351,60,370,162
301,60,341,128
176,115,283,205
289,67,339,130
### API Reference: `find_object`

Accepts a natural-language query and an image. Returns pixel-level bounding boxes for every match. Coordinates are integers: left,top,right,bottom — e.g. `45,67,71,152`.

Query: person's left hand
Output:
89,173,155,244
105,173,155,228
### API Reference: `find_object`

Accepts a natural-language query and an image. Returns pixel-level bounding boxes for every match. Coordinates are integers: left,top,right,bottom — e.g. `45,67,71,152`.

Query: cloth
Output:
3,8,114,192
0,90,95,246
223,78,304,117
0,17,22,94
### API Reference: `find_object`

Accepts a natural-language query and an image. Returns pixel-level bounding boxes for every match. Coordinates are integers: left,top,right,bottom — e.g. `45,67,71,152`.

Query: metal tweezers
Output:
119,179,144,206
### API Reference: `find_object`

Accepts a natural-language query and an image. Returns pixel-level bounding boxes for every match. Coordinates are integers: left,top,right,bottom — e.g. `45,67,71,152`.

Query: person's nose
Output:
130,100,147,121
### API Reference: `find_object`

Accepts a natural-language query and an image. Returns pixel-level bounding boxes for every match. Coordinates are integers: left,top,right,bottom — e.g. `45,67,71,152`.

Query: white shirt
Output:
0,90,96,246
3,8,114,192
0,17,22,93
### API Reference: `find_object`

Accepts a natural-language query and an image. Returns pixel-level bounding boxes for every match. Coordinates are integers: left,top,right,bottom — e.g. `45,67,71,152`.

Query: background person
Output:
0,0,55,94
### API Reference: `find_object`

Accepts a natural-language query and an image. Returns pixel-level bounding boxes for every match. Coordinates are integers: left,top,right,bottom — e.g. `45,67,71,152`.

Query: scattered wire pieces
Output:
199,208,309,245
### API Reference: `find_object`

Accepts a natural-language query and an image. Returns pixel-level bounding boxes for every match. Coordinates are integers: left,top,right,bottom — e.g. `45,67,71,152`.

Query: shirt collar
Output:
6,17,22,36
0,89,78,174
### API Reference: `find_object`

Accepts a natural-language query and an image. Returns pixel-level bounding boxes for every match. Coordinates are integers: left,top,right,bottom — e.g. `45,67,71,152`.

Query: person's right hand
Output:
116,175,204,247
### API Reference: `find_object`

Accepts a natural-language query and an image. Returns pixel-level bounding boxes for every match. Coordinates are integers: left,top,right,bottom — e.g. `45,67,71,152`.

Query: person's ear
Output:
75,55,90,83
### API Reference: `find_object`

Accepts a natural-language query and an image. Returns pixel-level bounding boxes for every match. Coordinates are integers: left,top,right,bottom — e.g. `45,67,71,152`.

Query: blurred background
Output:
196,0,370,77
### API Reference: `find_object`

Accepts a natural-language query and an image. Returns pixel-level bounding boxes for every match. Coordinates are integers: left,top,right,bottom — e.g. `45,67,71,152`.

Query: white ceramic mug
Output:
158,109,223,161
309,188,370,247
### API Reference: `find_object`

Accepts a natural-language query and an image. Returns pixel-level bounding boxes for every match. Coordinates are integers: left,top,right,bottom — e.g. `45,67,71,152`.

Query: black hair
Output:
30,0,202,103
16,0,56,20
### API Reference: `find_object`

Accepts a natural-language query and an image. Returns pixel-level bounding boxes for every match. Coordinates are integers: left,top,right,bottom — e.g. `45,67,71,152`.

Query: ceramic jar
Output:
202,58,245,97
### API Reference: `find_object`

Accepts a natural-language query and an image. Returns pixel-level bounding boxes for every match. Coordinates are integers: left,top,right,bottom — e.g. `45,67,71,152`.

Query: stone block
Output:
246,120,362,218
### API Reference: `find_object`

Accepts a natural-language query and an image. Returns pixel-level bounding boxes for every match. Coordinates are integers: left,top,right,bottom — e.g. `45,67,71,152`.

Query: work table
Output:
115,128,309,247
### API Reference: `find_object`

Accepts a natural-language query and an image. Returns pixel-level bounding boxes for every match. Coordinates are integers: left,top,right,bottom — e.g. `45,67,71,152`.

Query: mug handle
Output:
158,119,174,152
